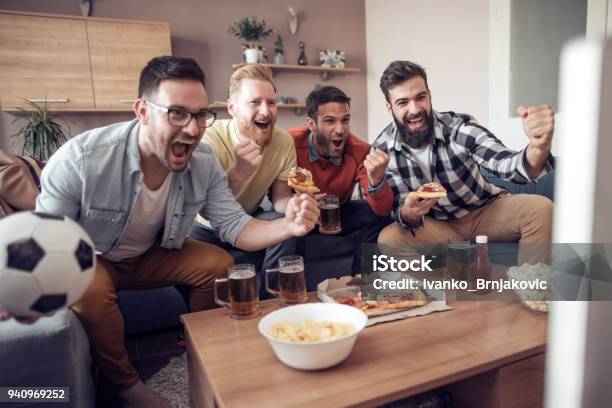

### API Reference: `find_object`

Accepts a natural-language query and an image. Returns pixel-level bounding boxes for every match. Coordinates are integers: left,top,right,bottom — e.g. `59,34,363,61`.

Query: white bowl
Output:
258,303,368,370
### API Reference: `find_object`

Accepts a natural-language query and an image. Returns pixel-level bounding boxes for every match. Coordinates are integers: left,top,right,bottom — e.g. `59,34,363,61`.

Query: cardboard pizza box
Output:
317,275,453,326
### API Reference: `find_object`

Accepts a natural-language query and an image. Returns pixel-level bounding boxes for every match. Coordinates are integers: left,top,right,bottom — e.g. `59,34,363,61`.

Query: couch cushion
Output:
0,309,95,407
482,168,555,201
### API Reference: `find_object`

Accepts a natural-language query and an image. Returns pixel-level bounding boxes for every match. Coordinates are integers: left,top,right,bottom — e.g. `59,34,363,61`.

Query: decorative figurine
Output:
288,7,298,35
319,50,346,68
274,35,285,65
297,41,308,66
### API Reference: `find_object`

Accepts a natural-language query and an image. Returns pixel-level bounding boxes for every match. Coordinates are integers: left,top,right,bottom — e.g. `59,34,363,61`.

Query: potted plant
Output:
274,35,285,64
228,16,273,63
11,99,70,161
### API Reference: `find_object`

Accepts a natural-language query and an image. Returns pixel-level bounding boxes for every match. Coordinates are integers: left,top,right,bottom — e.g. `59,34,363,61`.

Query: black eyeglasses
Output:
145,100,217,129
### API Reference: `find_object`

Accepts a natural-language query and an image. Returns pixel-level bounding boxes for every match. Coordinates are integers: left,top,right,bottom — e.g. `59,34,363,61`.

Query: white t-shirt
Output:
103,174,172,262
408,144,433,181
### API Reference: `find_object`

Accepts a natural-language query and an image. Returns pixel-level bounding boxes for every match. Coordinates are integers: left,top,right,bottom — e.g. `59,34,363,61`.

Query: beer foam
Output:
281,265,303,273
230,270,256,279
320,204,340,209
448,242,472,249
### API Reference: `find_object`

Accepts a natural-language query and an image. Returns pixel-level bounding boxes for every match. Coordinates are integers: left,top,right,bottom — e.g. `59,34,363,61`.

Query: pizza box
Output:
317,275,453,326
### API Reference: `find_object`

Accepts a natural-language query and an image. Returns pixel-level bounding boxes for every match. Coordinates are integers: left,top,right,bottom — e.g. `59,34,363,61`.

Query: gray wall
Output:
0,0,367,151
365,0,490,142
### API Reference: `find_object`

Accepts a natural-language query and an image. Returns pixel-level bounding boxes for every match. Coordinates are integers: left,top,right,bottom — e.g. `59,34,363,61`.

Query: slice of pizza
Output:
412,182,447,199
288,167,320,194
333,290,428,316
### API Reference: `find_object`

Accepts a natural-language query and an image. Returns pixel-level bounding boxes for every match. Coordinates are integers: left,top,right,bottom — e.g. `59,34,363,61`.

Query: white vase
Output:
244,48,259,64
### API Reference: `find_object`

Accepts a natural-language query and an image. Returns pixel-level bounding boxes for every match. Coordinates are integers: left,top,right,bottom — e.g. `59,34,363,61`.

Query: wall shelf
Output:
231,63,360,80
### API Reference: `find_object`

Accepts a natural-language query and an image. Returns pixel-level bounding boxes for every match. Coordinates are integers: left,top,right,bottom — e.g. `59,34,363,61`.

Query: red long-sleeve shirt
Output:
288,125,393,216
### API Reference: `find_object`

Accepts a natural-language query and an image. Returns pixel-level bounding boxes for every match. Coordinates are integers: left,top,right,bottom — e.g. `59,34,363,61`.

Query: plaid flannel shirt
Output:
372,110,554,229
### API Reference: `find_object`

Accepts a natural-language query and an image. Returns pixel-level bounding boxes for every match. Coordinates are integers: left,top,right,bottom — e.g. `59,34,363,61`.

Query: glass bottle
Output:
297,41,308,65
471,235,491,294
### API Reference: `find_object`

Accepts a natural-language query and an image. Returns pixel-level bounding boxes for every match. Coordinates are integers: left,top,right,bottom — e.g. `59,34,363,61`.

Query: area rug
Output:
145,353,191,408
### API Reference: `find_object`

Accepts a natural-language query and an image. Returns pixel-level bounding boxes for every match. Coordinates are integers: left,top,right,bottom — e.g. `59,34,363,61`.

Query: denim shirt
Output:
36,119,252,253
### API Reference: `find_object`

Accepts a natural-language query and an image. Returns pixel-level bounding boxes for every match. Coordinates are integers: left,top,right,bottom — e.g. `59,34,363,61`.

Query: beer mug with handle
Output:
319,195,341,234
265,255,308,305
214,264,261,319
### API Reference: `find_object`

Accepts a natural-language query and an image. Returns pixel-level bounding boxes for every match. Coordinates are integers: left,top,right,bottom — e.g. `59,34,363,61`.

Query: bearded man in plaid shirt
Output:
374,61,554,264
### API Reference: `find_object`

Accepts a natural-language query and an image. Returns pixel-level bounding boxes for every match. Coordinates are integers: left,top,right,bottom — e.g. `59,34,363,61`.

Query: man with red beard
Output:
35,57,319,407
288,86,394,275
190,64,298,298
374,60,554,265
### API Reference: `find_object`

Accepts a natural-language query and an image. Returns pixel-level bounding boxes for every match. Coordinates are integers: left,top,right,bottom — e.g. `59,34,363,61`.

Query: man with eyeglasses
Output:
36,56,319,408
190,64,300,298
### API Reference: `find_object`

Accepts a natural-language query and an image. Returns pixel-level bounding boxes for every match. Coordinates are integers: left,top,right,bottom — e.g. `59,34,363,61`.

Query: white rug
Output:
145,353,191,408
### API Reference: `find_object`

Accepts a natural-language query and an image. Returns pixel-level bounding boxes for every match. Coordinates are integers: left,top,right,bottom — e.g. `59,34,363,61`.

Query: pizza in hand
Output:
288,167,320,194
412,182,447,199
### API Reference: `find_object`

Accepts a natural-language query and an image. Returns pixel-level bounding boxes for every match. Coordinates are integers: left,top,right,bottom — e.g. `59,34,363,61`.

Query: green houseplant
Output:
228,16,273,63
274,35,285,64
11,99,70,161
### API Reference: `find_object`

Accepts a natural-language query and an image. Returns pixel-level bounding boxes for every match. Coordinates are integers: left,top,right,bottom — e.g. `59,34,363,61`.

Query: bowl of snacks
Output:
506,263,552,313
258,303,368,370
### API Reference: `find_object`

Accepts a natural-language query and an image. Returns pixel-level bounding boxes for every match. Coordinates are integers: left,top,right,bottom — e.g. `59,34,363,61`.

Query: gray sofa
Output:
0,170,556,407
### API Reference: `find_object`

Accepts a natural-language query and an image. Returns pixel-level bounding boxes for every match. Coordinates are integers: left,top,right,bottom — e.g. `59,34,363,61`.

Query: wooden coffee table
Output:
181,299,547,408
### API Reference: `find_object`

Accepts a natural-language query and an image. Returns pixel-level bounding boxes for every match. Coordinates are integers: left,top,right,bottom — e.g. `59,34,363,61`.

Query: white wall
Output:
365,0,490,143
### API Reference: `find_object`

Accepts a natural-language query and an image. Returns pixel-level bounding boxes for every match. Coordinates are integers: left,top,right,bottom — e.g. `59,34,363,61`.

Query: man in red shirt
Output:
288,86,393,275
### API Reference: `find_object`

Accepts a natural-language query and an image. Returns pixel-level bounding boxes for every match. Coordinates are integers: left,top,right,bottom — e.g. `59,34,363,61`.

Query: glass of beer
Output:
265,255,308,305
214,264,260,320
446,240,474,281
319,195,341,234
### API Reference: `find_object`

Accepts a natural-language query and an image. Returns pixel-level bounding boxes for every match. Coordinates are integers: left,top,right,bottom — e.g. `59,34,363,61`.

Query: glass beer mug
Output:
319,195,342,234
214,264,261,320
265,255,308,305
446,240,473,281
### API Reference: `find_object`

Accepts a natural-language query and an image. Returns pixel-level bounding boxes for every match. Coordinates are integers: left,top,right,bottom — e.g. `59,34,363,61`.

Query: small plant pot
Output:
274,53,284,64
244,48,260,63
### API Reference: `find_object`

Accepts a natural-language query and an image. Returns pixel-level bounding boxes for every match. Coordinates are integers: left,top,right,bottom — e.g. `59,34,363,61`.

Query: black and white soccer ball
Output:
0,211,96,317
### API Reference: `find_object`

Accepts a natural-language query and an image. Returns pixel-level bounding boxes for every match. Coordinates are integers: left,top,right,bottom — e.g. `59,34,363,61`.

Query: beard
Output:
235,117,274,148
393,109,434,149
251,132,272,148
314,131,345,159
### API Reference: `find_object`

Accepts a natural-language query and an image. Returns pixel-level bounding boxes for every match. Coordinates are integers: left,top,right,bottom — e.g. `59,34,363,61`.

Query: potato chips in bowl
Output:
258,303,368,370
270,319,355,342
506,262,552,313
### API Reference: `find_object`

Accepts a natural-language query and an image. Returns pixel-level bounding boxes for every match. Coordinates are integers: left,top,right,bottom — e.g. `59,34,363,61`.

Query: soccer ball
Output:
0,211,96,317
